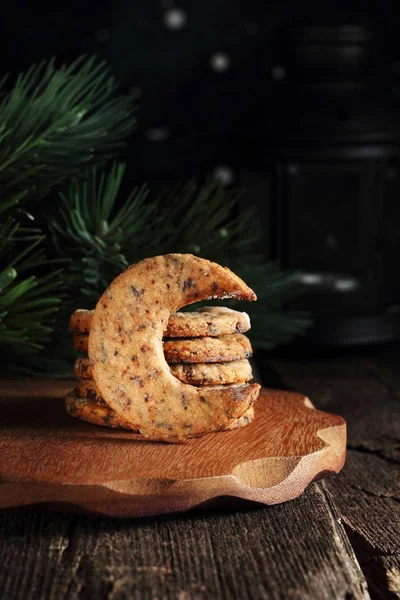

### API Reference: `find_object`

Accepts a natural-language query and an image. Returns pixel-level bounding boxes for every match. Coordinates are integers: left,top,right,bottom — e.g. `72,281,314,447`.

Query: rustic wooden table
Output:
0,347,399,600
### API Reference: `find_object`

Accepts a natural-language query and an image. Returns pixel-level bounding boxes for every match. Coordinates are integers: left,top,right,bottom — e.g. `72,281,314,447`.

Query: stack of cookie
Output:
68,306,256,431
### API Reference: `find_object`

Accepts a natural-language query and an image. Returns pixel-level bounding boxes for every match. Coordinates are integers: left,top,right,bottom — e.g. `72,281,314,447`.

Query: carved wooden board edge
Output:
0,383,346,518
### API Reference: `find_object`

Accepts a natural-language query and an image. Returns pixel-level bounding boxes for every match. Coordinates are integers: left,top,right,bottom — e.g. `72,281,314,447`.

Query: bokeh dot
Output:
146,128,171,141
210,53,231,72
271,65,287,80
213,165,235,186
301,273,322,285
164,8,187,30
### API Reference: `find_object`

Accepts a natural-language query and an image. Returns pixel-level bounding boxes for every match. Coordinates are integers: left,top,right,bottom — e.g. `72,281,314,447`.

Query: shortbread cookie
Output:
72,332,253,363
65,391,254,432
65,391,136,430
75,356,252,385
88,253,259,441
74,357,93,379
226,405,255,430
170,359,253,385
76,377,107,404
165,306,251,338
163,334,252,364
72,332,89,353
77,361,252,396
69,306,250,337
69,309,93,333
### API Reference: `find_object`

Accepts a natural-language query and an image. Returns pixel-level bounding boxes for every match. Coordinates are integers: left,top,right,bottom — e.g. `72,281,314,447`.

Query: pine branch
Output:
49,170,310,350
48,163,155,308
0,193,63,373
0,54,140,373
0,56,136,183
148,181,257,260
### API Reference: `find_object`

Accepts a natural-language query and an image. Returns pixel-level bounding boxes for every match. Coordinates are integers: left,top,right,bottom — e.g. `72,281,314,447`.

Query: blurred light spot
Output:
146,128,170,141
286,164,298,176
213,165,235,186
164,8,187,30
210,53,231,72
128,86,142,100
95,29,110,42
334,278,358,292
301,273,323,285
271,65,287,80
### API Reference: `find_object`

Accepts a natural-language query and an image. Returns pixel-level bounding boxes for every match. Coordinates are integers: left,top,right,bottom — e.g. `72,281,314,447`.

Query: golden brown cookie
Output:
65,391,254,432
88,253,259,441
72,332,89,352
226,405,255,430
74,357,93,379
76,377,107,404
65,391,136,430
163,333,252,364
75,356,252,385
69,309,93,333
170,359,253,384
165,306,251,337
72,332,253,363
70,306,251,337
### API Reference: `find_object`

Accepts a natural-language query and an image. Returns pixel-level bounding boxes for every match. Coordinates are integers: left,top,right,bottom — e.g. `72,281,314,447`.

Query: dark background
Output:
2,0,400,346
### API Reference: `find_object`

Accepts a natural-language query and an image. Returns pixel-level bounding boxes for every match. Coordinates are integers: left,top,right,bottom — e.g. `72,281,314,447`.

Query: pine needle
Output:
49,169,310,350
0,56,136,181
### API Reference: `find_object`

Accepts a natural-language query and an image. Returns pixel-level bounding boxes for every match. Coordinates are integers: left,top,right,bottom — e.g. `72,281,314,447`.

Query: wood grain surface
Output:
270,349,400,600
3,346,396,600
0,381,346,518
0,485,368,600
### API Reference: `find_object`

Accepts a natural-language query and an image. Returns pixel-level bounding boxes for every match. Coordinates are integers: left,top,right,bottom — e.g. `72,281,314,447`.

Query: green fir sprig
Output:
49,165,310,349
0,55,137,374
0,56,136,183
48,163,155,306
0,54,310,375
0,192,62,370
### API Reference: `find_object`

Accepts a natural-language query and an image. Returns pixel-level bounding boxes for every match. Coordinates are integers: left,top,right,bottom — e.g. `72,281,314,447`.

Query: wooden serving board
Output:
0,380,346,518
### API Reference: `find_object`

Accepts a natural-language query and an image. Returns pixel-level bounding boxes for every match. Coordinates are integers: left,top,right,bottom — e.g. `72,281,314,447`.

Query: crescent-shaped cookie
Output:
88,254,260,441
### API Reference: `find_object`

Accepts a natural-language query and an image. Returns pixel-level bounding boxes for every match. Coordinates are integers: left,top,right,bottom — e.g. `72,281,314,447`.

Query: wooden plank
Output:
0,511,73,600
326,452,400,600
270,350,400,600
0,486,369,600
